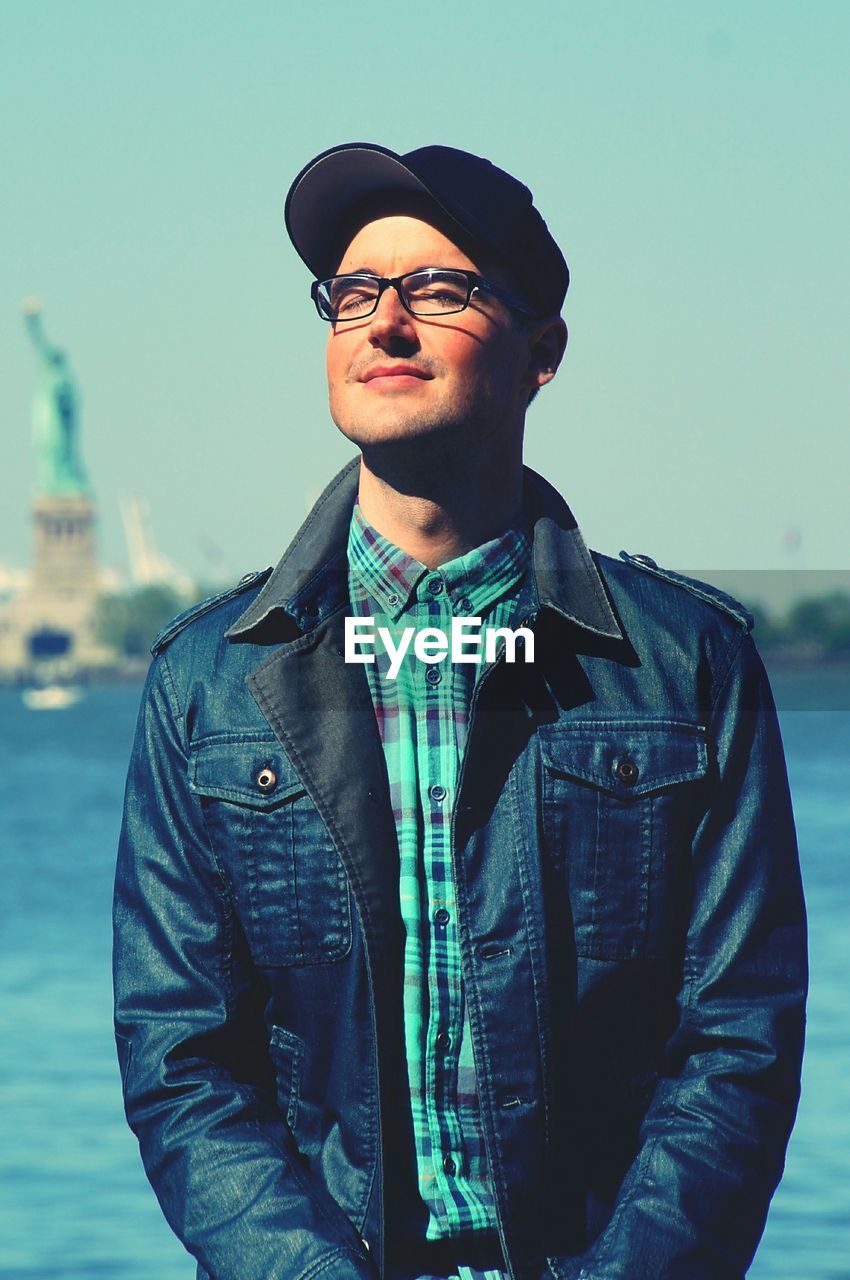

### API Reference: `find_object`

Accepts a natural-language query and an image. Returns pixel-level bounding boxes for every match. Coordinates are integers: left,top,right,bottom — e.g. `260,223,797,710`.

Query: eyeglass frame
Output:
310,267,540,323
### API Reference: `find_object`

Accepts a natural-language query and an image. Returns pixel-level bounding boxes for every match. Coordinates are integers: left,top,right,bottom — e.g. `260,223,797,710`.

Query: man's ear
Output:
527,317,568,390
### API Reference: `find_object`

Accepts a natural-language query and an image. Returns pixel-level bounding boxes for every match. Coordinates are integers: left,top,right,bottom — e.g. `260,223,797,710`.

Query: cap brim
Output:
284,144,440,278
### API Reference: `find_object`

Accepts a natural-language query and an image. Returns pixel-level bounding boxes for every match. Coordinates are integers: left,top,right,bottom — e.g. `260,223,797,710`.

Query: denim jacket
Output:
113,458,807,1280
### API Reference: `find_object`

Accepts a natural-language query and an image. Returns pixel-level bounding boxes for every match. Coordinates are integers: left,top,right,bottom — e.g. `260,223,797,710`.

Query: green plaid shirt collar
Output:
347,502,531,626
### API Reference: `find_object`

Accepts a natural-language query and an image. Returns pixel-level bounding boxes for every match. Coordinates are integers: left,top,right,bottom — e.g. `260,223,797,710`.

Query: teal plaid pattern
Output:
347,503,530,1279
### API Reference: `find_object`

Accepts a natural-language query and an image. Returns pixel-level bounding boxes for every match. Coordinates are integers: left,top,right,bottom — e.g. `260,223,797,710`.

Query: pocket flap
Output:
540,720,708,798
189,735,306,808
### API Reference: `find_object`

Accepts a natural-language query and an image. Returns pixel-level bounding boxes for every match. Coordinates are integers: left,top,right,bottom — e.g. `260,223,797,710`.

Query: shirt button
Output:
443,1154,457,1176
436,1031,452,1051
425,665,442,686
458,596,473,612
429,784,447,803
386,592,400,607
434,907,450,926
427,576,443,595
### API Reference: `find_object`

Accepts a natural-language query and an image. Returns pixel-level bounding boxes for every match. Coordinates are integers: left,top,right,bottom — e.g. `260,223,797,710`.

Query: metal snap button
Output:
615,758,639,785
256,767,277,792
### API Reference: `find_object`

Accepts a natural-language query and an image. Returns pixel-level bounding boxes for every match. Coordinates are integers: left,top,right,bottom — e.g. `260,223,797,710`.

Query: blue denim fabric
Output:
113,459,807,1280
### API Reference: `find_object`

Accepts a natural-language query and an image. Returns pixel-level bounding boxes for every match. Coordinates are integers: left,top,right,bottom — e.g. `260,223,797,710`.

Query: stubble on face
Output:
324,208,531,475
333,343,492,477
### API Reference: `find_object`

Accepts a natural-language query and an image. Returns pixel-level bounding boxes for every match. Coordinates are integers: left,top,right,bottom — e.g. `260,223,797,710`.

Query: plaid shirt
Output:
347,504,530,1280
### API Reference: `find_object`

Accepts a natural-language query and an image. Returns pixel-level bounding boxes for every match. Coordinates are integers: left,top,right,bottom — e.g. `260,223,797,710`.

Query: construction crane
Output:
120,495,194,595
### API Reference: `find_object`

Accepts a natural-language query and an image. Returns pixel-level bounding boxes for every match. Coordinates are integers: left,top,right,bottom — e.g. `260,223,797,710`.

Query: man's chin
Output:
334,413,464,451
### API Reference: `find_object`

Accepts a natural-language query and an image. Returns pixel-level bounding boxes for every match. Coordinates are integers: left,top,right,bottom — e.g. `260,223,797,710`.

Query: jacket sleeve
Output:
550,632,808,1280
112,656,374,1280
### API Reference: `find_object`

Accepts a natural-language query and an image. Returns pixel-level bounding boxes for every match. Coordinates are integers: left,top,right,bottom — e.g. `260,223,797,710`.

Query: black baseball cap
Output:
284,142,569,317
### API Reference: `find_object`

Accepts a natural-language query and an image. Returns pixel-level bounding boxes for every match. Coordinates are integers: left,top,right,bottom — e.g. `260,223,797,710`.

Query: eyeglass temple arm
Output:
472,275,539,316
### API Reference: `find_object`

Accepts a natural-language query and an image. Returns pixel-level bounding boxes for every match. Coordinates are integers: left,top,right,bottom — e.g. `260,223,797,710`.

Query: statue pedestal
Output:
30,494,99,599
0,494,109,678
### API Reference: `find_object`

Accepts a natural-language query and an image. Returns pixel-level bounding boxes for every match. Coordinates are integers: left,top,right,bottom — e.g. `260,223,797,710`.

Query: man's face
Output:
324,210,540,457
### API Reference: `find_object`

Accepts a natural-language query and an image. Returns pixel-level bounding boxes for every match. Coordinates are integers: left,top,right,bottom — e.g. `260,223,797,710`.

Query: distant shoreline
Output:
2,657,848,713
758,660,850,712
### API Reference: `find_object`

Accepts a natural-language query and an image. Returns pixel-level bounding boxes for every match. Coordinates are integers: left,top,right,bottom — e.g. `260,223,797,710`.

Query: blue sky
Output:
2,1,848,589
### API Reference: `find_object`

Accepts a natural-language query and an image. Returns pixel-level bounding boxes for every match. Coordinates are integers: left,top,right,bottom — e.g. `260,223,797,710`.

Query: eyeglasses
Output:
310,267,538,322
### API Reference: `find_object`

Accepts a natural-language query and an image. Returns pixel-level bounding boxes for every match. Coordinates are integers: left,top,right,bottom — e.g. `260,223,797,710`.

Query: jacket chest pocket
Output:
189,735,351,967
539,720,708,961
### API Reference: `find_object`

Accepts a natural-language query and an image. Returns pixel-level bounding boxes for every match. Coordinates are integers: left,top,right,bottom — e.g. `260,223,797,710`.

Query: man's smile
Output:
358,363,434,387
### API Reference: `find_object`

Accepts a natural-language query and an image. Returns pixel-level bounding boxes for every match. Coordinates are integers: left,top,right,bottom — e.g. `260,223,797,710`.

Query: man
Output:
113,143,807,1280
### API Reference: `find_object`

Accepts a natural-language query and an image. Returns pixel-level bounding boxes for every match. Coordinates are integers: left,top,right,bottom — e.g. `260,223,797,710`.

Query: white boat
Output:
21,685,85,710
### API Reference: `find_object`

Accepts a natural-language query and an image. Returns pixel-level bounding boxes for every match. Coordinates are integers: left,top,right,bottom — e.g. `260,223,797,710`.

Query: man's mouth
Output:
359,364,433,384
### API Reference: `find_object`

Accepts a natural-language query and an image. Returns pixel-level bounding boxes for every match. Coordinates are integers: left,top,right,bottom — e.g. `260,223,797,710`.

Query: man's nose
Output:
367,283,418,347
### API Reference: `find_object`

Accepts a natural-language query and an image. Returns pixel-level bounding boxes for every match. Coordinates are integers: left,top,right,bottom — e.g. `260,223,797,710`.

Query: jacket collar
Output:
226,456,622,641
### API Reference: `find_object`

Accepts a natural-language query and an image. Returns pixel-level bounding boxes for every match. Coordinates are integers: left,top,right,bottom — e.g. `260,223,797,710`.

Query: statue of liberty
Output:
23,298,89,497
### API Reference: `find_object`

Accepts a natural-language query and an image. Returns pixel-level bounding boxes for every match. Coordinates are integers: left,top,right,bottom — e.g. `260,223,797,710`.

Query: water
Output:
0,675,847,1279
